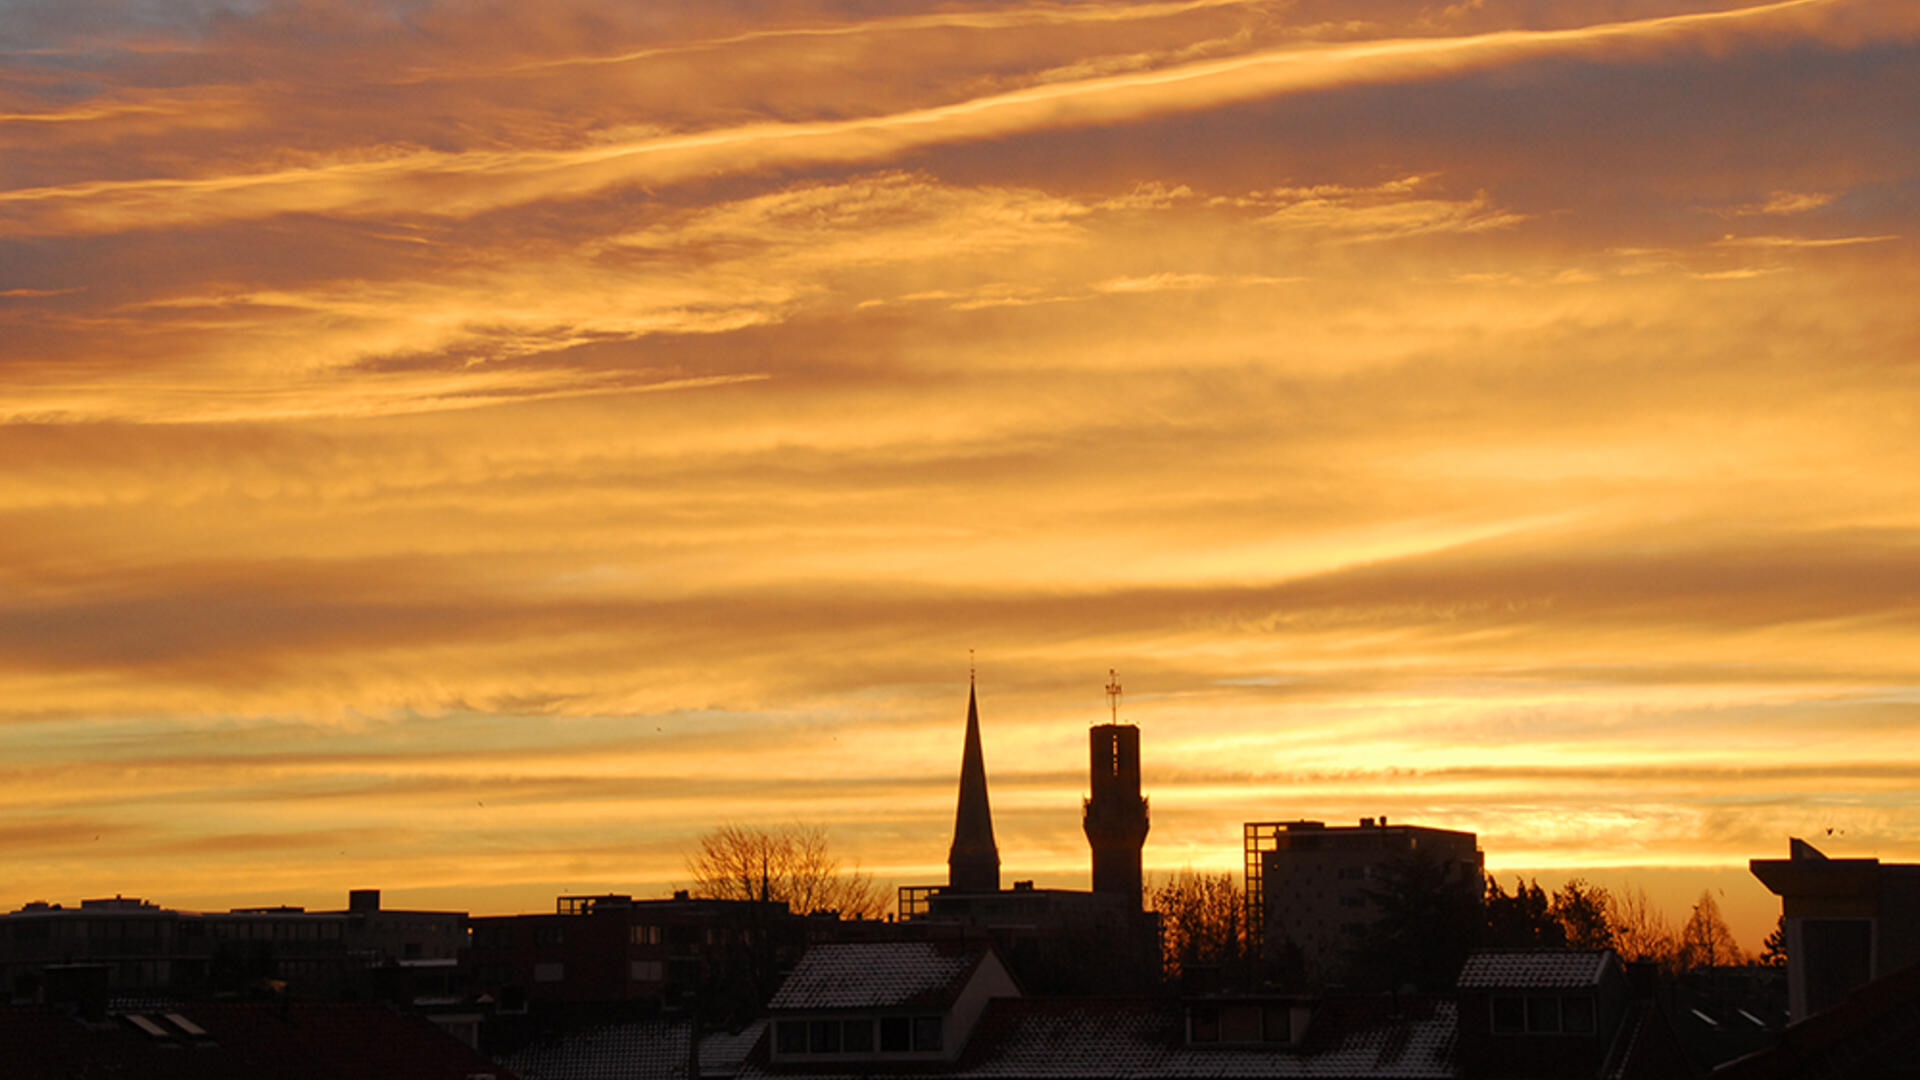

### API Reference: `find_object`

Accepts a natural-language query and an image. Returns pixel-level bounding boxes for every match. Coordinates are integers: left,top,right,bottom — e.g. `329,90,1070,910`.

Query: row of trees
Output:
675,825,1785,993
1483,874,1761,972
1152,865,1782,988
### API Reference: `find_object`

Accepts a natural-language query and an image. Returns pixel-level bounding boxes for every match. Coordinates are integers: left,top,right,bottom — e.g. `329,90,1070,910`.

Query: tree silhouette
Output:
1550,878,1616,951
1680,891,1744,970
1151,869,1248,984
1484,876,1566,948
1608,884,1682,973
686,823,889,918
1760,914,1787,967
1348,850,1481,991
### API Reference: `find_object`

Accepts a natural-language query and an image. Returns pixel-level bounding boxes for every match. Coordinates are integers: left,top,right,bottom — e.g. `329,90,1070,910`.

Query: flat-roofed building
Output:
1750,836,1920,1021
469,892,807,1012
1245,818,1483,984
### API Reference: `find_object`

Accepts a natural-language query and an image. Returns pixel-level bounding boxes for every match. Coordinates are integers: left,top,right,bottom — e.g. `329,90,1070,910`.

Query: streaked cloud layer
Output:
4,0,1918,945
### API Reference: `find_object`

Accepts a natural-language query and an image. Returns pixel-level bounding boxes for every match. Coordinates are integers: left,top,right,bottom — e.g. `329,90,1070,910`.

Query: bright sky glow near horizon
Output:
5,0,1919,953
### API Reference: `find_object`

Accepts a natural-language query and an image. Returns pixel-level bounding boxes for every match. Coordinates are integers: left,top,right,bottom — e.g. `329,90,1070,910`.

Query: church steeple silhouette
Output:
947,676,1001,894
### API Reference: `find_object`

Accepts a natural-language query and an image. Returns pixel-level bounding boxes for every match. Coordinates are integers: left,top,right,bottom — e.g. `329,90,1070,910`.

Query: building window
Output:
1494,994,1588,1035
1189,1006,1219,1043
534,926,565,948
809,1021,842,1054
533,963,565,983
911,1016,943,1052
1526,997,1562,1034
1262,1004,1291,1043
776,1022,807,1054
630,925,662,945
1562,996,1595,1034
880,1017,910,1052
842,1019,874,1052
630,960,663,981
1492,996,1525,1033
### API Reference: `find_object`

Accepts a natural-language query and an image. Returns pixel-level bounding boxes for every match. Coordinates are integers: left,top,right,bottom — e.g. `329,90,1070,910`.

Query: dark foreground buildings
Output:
0,888,463,1004
723,939,1690,1080
0,1000,516,1080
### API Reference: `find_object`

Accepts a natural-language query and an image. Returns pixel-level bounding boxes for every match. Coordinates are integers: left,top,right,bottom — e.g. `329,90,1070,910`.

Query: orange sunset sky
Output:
4,0,1919,952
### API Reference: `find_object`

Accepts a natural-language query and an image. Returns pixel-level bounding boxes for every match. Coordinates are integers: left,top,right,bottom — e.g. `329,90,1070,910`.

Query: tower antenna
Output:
970,648,975,685
1105,668,1122,725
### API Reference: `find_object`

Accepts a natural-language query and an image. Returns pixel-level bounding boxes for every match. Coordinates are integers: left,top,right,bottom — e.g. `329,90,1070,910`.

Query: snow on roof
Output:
1455,951,1614,990
701,1021,769,1078
741,996,1458,1079
768,943,989,1012
504,1017,691,1080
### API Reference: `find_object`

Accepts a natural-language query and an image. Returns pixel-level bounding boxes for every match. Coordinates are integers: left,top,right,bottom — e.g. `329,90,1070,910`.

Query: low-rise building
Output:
0,890,467,1003
1454,949,1694,1079
0,1000,514,1079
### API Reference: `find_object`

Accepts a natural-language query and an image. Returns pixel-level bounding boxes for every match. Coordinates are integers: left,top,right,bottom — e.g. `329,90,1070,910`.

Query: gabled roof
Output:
1457,950,1615,990
1713,960,1920,1079
504,1016,692,1080
743,995,1458,1079
701,1021,770,1078
769,942,993,1011
1601,1000,1700,1080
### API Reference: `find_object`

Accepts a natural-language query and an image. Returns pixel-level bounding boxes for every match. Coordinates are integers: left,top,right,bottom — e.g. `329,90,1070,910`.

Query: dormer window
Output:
1562,996,1595,1033
775,1015,944,1057
776,1022,806,1054
1491,993,1597,1035
1186,1001,1298,1045
808,1021,840,1053
1527,997,1561,1033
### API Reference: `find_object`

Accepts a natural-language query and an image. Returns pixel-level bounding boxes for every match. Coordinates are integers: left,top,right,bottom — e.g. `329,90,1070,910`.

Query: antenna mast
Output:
1105,668,1122,725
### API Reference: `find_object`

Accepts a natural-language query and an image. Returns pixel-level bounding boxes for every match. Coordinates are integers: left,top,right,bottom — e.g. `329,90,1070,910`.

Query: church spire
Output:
948,676,1001,894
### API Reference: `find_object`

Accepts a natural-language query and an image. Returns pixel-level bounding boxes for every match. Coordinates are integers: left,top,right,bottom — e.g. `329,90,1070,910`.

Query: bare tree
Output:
686,823,890,919
1607,884,1682,973
1679,890,1745,970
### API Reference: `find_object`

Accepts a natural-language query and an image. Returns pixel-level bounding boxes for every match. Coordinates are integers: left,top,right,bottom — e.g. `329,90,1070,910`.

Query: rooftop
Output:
768,942,992,1012
743,996,1457,1080
1456,950,1615,990
504,1017,692,1080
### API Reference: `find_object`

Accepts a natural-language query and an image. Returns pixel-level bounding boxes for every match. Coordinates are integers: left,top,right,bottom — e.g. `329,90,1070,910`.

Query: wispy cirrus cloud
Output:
3,0,1919,951
0,0,1855,237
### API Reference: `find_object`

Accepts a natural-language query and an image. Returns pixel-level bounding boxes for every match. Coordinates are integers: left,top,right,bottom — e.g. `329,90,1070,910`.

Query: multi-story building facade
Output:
1245,818,1483,983
1,891,466,1002
468,892,809,1012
